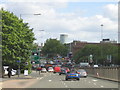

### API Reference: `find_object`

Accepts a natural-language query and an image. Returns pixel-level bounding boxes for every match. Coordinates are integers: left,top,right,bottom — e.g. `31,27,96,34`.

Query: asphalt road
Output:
29,72,118,88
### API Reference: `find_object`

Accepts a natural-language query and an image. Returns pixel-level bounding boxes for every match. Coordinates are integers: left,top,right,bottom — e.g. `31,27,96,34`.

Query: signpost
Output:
17,60,21,77
89,54,93,65
31,48,41,75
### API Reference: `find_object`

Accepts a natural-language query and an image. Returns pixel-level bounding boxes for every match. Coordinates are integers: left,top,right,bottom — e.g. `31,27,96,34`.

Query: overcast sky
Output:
0,0,119,45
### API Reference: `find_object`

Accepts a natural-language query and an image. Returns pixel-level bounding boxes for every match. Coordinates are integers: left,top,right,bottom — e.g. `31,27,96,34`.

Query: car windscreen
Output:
77,70,86,72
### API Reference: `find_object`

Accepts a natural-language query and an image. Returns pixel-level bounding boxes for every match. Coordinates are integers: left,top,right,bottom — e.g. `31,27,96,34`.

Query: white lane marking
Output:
101,85,104,87
49,80,52,82
89,81,91,83
40,77,43,79
63,83,65,85
65,85,68,87
94,83,96,85
92,79,98,82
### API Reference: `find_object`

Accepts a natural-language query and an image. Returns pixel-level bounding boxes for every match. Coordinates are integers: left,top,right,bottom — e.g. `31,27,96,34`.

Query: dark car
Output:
59,69,67,75
65,70,80,81
76,69,87,78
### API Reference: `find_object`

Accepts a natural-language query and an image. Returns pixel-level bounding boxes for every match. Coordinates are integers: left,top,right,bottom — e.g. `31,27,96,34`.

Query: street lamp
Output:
20,13,41,19
39,30,44,31
18,13,41,76
39,30,45,46
101,24,104,41
100,24,104,65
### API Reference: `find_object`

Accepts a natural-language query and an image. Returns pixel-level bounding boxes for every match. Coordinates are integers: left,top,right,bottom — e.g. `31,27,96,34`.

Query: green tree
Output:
73,43,118,65
1,9,35,73
42,38,68,58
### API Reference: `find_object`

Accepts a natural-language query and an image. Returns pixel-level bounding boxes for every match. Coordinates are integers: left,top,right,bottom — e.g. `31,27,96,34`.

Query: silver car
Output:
76,69,87,78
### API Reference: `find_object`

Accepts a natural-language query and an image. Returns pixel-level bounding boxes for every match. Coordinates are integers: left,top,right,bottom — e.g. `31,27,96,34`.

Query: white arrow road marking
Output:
64,83,66,85
89,81,91,83
92,79,98,82
49,80,52,82
40,77,43,79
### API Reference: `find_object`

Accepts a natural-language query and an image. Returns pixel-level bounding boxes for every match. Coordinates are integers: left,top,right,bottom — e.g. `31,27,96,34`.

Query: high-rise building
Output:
60,34,68,44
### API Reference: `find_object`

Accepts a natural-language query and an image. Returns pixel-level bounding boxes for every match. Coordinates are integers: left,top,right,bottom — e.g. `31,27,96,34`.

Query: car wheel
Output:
77,78,80,81
59,73,61,75
66,78,68,81
84,76,87,78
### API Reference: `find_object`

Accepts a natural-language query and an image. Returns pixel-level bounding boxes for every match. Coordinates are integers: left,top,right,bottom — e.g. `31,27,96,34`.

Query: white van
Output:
79,63,90,67
3,66,17,76
3,66,9,75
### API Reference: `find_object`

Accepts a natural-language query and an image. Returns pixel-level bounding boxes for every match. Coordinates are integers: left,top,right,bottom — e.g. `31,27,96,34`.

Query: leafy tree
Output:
73,43,118,65
1,9,35,73
42,38,68,58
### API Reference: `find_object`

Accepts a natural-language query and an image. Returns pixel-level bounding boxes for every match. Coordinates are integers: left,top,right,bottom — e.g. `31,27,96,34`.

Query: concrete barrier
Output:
77,66,119,82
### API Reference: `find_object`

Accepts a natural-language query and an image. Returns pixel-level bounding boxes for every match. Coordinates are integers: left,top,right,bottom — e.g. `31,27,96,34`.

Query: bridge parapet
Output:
76,66,119,82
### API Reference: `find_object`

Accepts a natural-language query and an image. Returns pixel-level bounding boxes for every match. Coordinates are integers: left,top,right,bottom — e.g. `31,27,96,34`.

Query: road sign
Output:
17,60,21,63
35,60,40,64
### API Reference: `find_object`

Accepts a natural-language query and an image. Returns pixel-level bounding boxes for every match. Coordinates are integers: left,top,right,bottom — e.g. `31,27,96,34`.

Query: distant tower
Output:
60,34,68,44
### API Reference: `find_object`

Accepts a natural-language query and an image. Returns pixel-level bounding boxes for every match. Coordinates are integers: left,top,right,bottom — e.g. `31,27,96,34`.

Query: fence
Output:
77,66,119,82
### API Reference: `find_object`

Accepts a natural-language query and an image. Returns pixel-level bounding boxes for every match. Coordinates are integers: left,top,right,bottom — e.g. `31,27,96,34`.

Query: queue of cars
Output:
36,64,88,81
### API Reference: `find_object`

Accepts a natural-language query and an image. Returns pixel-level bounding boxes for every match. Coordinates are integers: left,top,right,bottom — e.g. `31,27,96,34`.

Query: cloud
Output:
103,4,118,21
0,1,118,44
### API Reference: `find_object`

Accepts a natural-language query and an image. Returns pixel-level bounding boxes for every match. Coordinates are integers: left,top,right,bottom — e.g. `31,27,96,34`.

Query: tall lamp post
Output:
20,13,41,19
101,24,104,65
38,30,44,75
39,30,45,46
101,24,104,41
18,13,41,76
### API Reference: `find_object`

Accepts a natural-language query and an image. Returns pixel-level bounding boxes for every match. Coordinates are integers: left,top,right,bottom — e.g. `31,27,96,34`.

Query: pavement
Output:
0,70,44,89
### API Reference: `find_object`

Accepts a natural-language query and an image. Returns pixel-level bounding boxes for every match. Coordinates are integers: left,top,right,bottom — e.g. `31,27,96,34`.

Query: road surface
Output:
29,72,118,88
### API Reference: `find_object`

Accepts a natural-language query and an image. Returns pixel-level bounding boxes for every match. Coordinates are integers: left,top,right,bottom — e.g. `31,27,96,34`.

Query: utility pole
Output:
101,24,104,65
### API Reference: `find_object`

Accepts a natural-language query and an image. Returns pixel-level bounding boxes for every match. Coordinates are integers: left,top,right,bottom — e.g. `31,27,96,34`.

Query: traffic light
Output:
69,53,72,58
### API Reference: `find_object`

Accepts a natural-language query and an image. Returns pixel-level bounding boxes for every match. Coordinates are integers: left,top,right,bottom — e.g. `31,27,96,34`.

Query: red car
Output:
37,67,42,71
54,67,61,73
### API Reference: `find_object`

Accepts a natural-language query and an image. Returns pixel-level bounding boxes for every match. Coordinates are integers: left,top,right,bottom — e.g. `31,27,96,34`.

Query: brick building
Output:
67,40,118,56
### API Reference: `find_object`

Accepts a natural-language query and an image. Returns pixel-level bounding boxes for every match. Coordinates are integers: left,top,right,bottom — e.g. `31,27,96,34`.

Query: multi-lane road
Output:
29,71,118,89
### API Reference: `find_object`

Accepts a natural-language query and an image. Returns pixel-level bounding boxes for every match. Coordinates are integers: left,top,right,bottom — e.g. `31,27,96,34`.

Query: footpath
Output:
0,70,43,89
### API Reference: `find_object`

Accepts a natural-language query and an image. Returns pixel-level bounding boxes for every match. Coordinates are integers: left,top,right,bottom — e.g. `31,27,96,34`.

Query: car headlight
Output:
76,74,79,76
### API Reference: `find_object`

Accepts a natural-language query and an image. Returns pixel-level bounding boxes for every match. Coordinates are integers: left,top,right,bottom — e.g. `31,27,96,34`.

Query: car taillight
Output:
77,72,80,74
